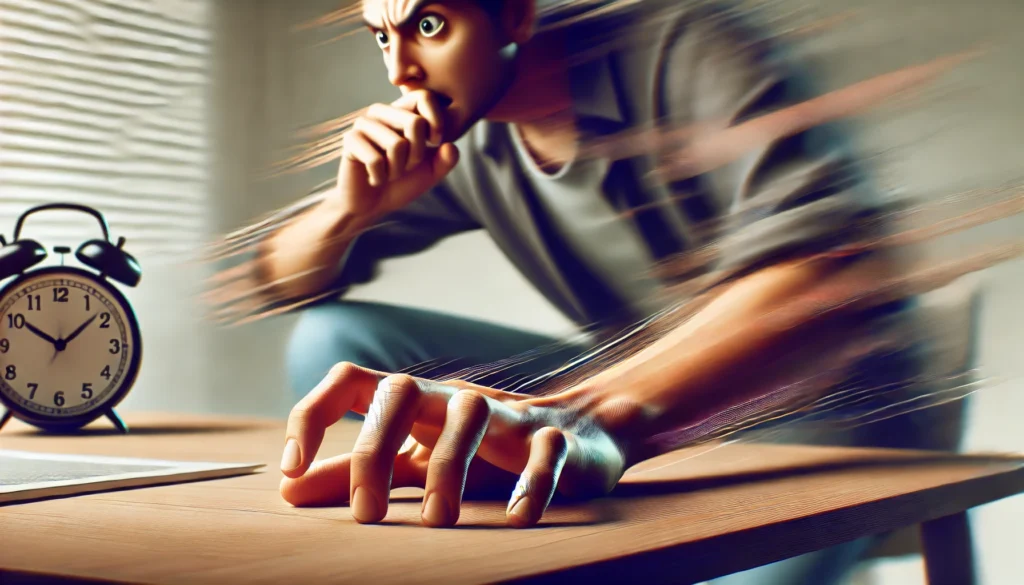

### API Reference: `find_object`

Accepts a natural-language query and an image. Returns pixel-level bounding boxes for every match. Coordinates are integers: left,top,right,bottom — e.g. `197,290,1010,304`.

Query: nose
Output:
386,40,424,87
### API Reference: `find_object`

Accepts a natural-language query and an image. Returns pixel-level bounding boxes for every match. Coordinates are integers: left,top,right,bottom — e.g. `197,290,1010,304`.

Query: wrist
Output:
320,191,373,238
545,378,666,469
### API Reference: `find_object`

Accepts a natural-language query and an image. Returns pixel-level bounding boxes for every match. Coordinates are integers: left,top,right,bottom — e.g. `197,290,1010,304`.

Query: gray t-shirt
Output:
506,123,664,319
331,2,890,336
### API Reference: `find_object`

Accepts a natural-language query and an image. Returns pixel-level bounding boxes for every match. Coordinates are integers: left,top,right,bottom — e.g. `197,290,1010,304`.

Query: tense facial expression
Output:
362,0,520,143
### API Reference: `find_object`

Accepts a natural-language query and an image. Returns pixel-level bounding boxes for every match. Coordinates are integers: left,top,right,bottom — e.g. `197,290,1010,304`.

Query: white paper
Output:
0,449,264,504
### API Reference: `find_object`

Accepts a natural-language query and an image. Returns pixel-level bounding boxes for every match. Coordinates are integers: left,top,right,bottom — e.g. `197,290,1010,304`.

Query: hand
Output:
336,89,460,222
279,363,646,528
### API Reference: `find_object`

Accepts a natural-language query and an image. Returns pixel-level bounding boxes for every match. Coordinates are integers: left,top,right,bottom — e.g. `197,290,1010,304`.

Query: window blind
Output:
0,0,210,260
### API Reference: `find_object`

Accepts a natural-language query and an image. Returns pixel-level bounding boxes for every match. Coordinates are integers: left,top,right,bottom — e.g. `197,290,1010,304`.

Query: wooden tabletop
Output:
1,413,1023,585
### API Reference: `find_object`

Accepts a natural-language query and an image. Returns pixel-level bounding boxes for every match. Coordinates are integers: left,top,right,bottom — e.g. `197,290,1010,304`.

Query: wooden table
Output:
2,413,1022,585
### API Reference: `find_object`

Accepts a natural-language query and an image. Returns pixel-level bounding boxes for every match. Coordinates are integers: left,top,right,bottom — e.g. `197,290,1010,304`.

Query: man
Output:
251,1,940,583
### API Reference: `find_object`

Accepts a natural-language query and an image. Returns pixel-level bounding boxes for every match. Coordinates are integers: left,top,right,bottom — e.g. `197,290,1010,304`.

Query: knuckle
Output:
353,117,370,132
534,426,568,454
449,389,489,414
349,448,381,467
327,361,358,382
366,103,386,118
427,450,460,470
379,373,419,398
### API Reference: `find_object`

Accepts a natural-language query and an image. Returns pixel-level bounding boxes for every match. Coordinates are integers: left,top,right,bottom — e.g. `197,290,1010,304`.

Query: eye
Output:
417,14,445,37
374,30,390,48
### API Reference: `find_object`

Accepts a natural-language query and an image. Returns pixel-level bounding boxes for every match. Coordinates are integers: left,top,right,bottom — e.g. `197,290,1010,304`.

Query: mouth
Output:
434,93,454,110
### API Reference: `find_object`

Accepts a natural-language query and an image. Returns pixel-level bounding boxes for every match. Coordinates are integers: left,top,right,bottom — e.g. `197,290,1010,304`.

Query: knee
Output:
285,302,392,397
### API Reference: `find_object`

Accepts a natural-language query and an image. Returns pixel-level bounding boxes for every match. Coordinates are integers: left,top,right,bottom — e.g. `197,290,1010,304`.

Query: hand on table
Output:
279,362,648,528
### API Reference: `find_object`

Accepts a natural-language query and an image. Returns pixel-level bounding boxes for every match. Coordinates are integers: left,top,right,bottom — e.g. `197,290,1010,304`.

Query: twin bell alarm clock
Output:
0,203,143,434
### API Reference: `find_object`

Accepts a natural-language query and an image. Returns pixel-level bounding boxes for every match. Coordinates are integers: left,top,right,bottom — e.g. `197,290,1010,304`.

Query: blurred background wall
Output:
0,0,1020,583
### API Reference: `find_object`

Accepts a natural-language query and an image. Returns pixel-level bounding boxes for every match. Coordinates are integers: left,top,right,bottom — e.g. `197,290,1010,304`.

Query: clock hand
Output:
24,321,59,347
62,313,99,346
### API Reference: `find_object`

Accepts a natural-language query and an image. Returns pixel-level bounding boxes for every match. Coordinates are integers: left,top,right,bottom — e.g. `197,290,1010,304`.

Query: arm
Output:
573,5,908,459
206,90,478,322
274,4,916,530
258,178,480,303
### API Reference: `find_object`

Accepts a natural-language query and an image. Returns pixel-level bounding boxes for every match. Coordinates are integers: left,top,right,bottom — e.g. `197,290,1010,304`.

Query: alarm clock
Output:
0,203,142,434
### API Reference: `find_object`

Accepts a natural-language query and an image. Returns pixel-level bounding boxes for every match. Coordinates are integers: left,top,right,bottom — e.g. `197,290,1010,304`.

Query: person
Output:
242,1,953,583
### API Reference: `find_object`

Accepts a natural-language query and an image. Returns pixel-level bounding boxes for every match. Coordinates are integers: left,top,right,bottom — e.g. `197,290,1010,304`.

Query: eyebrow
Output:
363,0,436,30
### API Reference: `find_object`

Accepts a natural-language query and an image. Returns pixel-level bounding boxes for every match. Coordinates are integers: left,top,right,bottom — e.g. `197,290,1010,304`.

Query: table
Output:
1,413,1022,585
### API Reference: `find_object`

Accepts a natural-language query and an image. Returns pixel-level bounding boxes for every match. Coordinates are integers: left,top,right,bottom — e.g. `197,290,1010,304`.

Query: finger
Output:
421,390,491,527
280,446,424,508
396,90,444,146
349,374,423,523
282,362,383,479
505,427,570,529
354,117,408,182
366,103,428,171
342,130,387,187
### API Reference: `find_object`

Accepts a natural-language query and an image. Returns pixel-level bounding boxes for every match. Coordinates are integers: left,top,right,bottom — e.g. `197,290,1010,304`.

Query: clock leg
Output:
106,409,129,434
0,408,11,432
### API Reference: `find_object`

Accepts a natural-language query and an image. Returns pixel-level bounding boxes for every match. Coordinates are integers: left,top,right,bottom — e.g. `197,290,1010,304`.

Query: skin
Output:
276,0,885,528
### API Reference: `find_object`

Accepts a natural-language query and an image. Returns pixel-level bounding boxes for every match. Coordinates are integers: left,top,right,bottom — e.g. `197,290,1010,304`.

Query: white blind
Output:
0,0,210,260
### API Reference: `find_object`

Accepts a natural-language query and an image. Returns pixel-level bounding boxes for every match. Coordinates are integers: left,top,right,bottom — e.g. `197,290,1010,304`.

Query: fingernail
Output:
351,487,381,522
280,439,301,472
508,496,534,525
506,475,529,515
422,493,450,526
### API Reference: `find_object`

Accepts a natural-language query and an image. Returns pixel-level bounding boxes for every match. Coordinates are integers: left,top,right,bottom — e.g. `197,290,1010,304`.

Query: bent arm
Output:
207,179,480,324
571,5,913,460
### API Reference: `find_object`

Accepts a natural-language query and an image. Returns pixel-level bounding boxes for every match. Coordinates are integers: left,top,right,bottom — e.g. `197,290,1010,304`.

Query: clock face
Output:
0,269,140,420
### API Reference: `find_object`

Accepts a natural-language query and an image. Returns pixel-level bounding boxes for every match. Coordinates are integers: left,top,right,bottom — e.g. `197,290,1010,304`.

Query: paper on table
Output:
0,449,264,505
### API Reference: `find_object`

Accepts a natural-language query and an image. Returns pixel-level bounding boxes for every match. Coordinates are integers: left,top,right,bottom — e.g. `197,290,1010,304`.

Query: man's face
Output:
362,0,521,143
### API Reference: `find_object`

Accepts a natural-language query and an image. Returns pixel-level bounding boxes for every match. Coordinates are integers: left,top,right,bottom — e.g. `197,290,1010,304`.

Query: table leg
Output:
920,511,976,585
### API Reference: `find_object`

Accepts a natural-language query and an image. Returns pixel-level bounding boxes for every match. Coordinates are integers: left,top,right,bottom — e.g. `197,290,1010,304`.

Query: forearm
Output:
579,255,877,459
258,192,366,300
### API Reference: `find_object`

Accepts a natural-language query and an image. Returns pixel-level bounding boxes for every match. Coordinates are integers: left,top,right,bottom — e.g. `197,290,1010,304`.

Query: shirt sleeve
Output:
331,184,478,291
658,5,893,283
206,177,480,325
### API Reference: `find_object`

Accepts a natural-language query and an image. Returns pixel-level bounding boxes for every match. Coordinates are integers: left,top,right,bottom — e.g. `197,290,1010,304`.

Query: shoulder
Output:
567,0,799,123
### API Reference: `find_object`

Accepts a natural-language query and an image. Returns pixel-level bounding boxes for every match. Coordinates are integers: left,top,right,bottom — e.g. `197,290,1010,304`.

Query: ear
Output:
500,0,537,45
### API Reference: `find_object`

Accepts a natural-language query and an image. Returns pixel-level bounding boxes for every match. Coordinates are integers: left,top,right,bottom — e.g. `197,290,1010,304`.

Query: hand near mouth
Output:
335,88,460,226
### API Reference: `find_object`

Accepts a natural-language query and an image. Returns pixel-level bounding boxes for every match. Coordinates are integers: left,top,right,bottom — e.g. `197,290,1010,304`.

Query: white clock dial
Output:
0,271,138,419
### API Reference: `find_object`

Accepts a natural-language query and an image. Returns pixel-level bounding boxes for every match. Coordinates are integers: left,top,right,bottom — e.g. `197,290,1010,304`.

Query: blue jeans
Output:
284,299,937,585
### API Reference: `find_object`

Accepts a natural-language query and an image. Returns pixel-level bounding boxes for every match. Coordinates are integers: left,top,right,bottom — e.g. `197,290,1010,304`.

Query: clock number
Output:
53,287,69,303
28,294,41,311
101,365,111,380
0,338,8,353
100,313,111,329
28,382,38,399
81,383,93,399
109,339,120,354
84,295,91,311
54,391,65,407
6,314,25,329
4,365,15,380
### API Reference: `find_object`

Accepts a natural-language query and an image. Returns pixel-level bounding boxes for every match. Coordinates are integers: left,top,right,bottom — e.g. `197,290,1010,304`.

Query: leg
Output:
920,512,976,585
285,299,588,405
